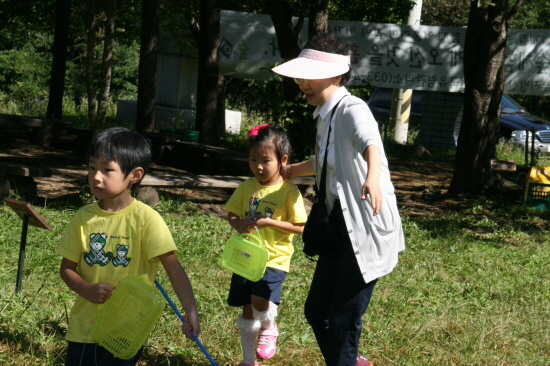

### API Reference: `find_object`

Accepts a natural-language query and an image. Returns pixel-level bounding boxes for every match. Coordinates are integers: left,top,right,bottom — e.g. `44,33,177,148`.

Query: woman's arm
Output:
283,159,315,179
361,144,383,216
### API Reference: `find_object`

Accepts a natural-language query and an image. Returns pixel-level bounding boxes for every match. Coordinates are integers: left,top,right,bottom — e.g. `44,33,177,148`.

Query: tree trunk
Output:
94,0,117,134
46,0,72,120
308,0,328,38
195,0,220,144
266,0,303,101
85,0,97,129
449,0,524,195
136,0,160,133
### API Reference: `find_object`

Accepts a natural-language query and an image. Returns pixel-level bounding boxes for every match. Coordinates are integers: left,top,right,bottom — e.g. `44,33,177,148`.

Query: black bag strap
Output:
316,98,343,203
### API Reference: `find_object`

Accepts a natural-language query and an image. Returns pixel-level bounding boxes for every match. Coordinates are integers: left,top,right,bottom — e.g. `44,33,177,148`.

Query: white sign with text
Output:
219,10,550,95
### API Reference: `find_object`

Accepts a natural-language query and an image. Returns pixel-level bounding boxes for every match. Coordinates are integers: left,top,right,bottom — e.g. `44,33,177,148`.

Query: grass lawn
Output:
1,190,550,365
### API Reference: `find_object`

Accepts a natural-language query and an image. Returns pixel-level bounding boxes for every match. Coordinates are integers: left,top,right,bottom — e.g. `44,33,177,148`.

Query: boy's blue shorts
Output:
227,267,287,307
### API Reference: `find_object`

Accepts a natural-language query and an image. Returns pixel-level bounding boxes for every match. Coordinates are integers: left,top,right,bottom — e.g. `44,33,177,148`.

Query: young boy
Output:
57,127,200,365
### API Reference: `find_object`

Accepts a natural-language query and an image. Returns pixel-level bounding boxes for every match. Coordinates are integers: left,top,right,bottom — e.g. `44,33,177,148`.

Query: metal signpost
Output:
4,197,52,292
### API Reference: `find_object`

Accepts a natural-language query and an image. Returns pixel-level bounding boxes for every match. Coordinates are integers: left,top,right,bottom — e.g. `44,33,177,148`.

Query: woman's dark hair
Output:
304,33,351,86
86,127,151,190
248,125,292,167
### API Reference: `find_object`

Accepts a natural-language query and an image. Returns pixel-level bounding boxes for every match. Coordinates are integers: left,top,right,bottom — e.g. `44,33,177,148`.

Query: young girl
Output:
225,124,308,366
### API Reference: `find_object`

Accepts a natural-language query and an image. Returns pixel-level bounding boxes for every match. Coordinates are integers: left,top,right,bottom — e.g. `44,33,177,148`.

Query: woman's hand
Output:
281,164,292,180
361,177,383,216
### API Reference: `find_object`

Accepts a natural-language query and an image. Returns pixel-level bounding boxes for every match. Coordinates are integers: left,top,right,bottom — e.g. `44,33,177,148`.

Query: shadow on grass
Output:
407,203,550,242
0,324,213,366
0,323,66,365
140,351,212,366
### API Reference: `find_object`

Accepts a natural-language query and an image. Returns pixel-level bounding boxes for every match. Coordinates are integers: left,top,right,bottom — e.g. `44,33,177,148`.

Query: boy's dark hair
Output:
248,125,292,166
86,127,151,190
304,33,351,86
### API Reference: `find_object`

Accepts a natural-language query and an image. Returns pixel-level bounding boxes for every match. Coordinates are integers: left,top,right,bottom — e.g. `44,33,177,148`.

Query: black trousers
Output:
304,202,377,366
65,342,143,366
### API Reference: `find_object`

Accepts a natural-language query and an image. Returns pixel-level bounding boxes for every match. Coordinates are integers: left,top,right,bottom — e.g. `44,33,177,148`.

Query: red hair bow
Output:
248,124,270,137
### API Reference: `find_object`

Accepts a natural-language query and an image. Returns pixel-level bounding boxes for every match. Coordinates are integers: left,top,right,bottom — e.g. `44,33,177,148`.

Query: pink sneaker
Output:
356,353,374,366
237,360,258,366
255,322,279,359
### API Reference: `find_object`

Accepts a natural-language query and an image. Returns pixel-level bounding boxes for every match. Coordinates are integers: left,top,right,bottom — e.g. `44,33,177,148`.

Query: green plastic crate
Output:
175,129,199,142
524,182,550,210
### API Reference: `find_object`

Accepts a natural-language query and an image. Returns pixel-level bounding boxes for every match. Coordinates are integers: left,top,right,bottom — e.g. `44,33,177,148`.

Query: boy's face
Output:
88,155,135,203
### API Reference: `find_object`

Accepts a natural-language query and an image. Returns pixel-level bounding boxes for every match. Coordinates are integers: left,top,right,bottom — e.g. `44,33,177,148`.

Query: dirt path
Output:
0,125,504,217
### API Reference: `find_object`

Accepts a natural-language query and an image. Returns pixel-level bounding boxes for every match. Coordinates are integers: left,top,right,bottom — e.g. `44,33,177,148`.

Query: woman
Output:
272,33,405,366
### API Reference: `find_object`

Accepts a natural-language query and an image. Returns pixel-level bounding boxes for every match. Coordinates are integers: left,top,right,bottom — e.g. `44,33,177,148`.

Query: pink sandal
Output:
356,353,374,366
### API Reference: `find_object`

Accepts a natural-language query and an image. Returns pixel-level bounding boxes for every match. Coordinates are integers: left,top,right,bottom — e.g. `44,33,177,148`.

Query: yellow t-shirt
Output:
56,199,177,342
225,178,308,272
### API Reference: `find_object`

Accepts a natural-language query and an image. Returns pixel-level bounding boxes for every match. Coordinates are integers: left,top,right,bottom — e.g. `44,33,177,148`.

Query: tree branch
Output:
506,0,525,27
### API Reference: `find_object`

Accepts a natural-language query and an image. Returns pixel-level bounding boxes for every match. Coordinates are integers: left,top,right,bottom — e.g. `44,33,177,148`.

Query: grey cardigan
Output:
313,86,405,284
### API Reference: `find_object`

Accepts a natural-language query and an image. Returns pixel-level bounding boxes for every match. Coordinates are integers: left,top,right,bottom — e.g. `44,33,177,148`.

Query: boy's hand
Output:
83,282,113,304
182,311,200,339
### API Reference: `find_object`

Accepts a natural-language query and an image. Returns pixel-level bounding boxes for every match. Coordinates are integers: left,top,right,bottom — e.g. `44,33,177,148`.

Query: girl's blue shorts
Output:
227,267,287,307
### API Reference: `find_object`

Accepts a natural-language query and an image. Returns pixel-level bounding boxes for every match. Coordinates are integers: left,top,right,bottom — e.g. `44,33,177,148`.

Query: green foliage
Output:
224,76,317,161
0,35,53,105
422,0,471,27
495,138,530,167
331,0,416,24
477,0,496,6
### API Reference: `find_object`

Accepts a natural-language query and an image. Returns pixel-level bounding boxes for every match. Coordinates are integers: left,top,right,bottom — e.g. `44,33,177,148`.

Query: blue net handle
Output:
154,280,219,366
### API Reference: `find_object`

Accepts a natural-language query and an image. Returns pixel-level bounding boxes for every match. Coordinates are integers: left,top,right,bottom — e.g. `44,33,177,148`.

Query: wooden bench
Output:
0,162,52,199
141,172,315,191
0,113,73,147
161,141,250,175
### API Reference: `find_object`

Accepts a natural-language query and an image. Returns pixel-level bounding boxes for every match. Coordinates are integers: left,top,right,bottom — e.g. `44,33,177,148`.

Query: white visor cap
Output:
272,49,350,80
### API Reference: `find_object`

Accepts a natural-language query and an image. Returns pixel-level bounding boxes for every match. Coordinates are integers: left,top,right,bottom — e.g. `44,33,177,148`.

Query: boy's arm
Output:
59,257,113,303
158,251,200,339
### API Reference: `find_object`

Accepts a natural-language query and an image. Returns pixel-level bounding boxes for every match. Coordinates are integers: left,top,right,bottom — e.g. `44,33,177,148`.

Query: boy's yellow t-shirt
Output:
225,177,308,272
56,199,177,343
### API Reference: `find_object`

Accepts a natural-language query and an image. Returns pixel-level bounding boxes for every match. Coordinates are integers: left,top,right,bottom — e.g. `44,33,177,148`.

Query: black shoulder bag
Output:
302,100,342,257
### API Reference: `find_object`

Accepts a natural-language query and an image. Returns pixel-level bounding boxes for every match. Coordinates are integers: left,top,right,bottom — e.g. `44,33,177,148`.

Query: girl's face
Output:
249,146,288,186
295,76,342,106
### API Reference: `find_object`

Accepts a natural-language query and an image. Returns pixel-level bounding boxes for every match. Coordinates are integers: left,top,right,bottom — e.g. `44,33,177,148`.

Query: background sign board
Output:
220,10,550,95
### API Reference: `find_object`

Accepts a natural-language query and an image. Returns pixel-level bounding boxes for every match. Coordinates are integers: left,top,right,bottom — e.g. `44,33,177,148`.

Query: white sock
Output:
236,315,260,361
252,302,278,330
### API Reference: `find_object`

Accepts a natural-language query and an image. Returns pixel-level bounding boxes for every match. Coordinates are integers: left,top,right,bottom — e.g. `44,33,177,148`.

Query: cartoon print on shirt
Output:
265,207,275,219
112,244,131,267
83,233,113,266
246,197,262,220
